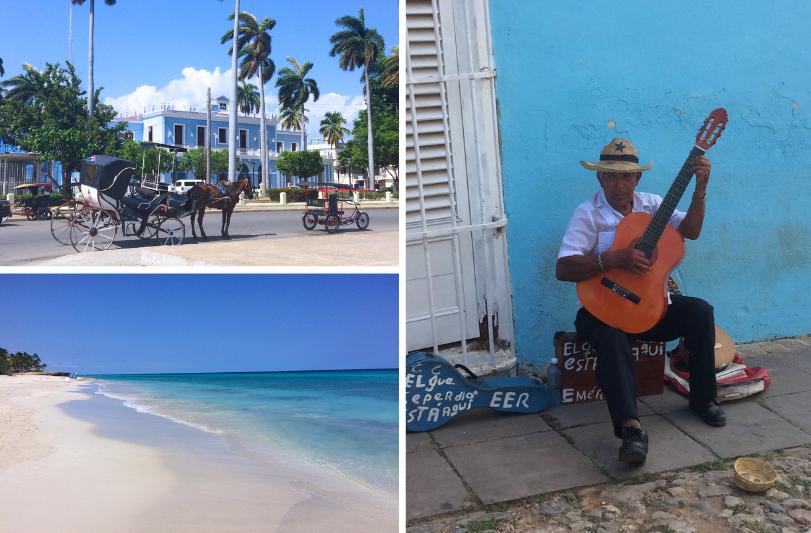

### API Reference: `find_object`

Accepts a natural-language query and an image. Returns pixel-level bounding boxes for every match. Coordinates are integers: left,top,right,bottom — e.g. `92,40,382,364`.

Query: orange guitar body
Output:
576,212,685,334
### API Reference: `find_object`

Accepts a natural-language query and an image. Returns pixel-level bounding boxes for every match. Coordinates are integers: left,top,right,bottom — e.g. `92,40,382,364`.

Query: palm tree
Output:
237,81,260,115
329,8,384,189
319,112,350,183
275,56,319,152
71,0,116,115
218,0,241,182
279,106,308,146
0,64,44,104
379,46,398,90
221,12,276,196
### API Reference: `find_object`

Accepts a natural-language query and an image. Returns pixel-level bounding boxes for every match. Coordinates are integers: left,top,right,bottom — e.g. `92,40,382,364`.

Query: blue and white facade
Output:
123,97,340,187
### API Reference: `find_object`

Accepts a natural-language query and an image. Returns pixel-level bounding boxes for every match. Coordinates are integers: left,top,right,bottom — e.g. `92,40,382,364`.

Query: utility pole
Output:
68,0,73,64
206,88,212,184
228,0,240,182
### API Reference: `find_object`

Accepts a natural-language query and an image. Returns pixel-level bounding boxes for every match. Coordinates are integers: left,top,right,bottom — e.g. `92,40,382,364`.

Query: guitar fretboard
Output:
635,146,706,257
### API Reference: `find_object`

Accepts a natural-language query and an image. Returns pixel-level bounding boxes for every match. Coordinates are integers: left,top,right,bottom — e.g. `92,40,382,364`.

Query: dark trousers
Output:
575,295,718,438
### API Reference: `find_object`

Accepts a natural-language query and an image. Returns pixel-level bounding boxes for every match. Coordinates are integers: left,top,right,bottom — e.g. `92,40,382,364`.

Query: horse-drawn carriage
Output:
301,182,370,234
11,182,59,221
51,153,194,252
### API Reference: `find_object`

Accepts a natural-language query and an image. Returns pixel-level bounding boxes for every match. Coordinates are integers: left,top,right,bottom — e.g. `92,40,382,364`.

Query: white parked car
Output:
172,179,204,194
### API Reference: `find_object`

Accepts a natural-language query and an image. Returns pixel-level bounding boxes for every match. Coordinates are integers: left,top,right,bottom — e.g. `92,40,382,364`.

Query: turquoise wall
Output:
489,1,811,368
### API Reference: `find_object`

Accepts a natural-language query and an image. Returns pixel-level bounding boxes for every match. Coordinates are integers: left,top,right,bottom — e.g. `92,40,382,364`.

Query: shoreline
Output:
0,375,397,532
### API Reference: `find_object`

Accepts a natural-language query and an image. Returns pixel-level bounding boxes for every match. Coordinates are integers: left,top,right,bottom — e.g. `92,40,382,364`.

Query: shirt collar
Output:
595,189,639,214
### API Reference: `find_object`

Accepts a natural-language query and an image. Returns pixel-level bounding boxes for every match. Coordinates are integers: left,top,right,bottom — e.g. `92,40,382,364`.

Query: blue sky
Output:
0,0,397,135
0,274,398,374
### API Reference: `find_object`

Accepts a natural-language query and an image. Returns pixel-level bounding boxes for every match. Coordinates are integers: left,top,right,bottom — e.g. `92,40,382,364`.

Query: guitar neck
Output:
636,145,706,256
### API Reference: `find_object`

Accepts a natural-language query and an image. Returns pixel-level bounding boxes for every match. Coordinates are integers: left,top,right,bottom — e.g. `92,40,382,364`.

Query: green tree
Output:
344,78,398,189
237,80,260,115
279,105,308,145
0,63,45,104
276,56,319,151
329,8,384,188
179,147,235,181
378,46,398,91
320,111,350,183
221,11,276,196
6,351,47,373
0,347,10,375
275,150,323,184
0,62,127,188
71,0,117,114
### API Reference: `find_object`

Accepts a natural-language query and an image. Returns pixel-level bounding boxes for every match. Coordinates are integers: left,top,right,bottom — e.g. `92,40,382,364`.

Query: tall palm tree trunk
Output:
87,0,95,114
364,65,375,190
228,0,240,182
259,71,267,196
300,105,305,154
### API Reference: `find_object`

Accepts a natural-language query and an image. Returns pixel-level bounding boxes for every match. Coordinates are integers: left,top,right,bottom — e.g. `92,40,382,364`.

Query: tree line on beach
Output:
0,3,398,191
0,347,47,375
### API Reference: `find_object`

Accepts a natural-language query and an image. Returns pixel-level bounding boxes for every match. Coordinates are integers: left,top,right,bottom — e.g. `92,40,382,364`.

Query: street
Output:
0,208,399,265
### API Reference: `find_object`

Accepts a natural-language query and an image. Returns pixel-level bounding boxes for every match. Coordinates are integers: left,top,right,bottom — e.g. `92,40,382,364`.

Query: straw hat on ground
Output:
581,137,653,173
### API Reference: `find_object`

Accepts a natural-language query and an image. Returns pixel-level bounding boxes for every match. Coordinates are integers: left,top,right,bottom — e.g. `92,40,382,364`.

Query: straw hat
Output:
581,138,653,173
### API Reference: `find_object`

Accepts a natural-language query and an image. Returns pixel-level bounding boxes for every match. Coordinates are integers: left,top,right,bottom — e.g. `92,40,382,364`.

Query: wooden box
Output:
553,332,665,405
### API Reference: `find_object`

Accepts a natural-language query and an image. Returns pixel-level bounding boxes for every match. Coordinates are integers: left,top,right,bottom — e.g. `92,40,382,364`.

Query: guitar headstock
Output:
695,108,727,151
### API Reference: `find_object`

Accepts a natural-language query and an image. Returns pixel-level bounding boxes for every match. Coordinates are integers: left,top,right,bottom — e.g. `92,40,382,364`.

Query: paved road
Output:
0,208,398,266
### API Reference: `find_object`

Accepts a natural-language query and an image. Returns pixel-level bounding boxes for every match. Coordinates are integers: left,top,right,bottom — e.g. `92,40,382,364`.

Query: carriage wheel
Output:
325,213,340,234
26,211,36,221
356,212,370,230
138,215,160,239
37,206,52,220
155,216,185,246
50,203,79,245
70,208,118,253
302,213,318,231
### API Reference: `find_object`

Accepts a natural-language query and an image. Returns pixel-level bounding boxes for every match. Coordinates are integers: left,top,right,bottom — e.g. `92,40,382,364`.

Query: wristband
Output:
597,253,605,272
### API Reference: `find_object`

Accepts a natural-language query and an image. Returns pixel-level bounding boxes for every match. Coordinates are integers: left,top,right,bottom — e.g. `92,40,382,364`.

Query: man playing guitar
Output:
556,137,725,466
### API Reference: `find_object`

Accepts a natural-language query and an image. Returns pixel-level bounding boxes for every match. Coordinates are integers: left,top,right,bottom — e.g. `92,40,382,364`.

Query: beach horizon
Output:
0,374,398,533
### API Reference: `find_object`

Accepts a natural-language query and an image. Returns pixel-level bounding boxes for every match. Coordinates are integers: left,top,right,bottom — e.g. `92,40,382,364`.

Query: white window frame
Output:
196,126,206,147
276,141,284,153
147,125,153,142
239,128,248,151
218,127,227,145
291,141,297,152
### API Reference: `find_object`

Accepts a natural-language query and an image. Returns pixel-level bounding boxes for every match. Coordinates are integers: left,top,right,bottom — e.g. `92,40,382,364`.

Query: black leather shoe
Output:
690,400,727,427
619,426,648,466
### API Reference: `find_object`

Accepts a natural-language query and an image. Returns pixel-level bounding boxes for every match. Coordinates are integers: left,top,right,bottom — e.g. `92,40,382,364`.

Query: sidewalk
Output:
233,198,398,212
407,336,811,526
38,229,398,266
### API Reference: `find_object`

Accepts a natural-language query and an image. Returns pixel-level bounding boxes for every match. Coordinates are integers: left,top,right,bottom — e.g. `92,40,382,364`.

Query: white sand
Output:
0,375,397,532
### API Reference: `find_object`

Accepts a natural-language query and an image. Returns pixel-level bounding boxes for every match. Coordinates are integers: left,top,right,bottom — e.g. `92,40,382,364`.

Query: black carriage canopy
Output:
80,155,136,200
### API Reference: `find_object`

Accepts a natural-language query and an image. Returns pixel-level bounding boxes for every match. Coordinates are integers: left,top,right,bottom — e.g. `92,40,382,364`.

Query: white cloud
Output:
104,67,367,139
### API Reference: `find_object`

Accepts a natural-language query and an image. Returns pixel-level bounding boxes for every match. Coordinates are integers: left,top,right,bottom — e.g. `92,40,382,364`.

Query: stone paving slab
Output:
443,431,608,505
761,390,811,434
561,415,718,480
407,448,470,520
639,386,691,414
664,400,811,458
407,431,435,454
545,398,654,429
431,410,550,449
744,353,811,398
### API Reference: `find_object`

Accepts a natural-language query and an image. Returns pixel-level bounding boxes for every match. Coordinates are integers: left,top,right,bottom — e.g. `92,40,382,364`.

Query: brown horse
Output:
187,177,254,239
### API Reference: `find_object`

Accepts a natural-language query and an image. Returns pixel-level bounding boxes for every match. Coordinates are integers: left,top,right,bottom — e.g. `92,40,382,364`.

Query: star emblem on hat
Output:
614,141,626,152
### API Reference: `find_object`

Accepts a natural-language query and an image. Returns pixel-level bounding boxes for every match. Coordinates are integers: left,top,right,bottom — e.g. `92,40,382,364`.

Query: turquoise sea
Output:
87,370,398,493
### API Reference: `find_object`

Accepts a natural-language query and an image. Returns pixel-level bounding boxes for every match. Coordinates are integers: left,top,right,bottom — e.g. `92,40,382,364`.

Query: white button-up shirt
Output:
558,190,686,258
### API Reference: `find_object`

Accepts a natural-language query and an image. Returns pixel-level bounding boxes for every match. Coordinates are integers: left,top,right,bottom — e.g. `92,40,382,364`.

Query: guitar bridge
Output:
601,277,641,304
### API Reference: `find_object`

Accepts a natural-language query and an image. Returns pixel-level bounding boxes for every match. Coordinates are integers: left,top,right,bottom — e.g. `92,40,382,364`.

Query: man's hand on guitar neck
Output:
677,155,711,240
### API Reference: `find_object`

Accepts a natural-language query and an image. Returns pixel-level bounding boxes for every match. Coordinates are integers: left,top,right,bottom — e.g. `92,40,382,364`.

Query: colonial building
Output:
120,97,342,187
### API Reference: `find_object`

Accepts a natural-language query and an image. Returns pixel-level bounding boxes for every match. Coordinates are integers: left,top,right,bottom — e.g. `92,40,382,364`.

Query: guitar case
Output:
406,351,555,432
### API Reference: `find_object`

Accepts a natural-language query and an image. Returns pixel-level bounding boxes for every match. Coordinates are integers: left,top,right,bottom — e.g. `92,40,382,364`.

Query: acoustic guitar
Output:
576,109,728,333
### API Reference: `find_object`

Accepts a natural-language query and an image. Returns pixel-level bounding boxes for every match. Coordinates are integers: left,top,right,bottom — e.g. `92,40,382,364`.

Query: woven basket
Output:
733,457,777,492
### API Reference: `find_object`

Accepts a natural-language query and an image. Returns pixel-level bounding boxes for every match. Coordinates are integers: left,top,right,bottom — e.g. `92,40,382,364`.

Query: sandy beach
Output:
0,375,397,533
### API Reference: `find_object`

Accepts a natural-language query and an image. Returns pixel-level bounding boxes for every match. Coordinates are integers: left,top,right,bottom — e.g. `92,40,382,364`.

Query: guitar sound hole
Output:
631,238,658,263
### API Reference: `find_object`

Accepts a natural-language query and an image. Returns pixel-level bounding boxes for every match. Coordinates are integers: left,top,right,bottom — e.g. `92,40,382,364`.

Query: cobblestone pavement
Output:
407,336,811,533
